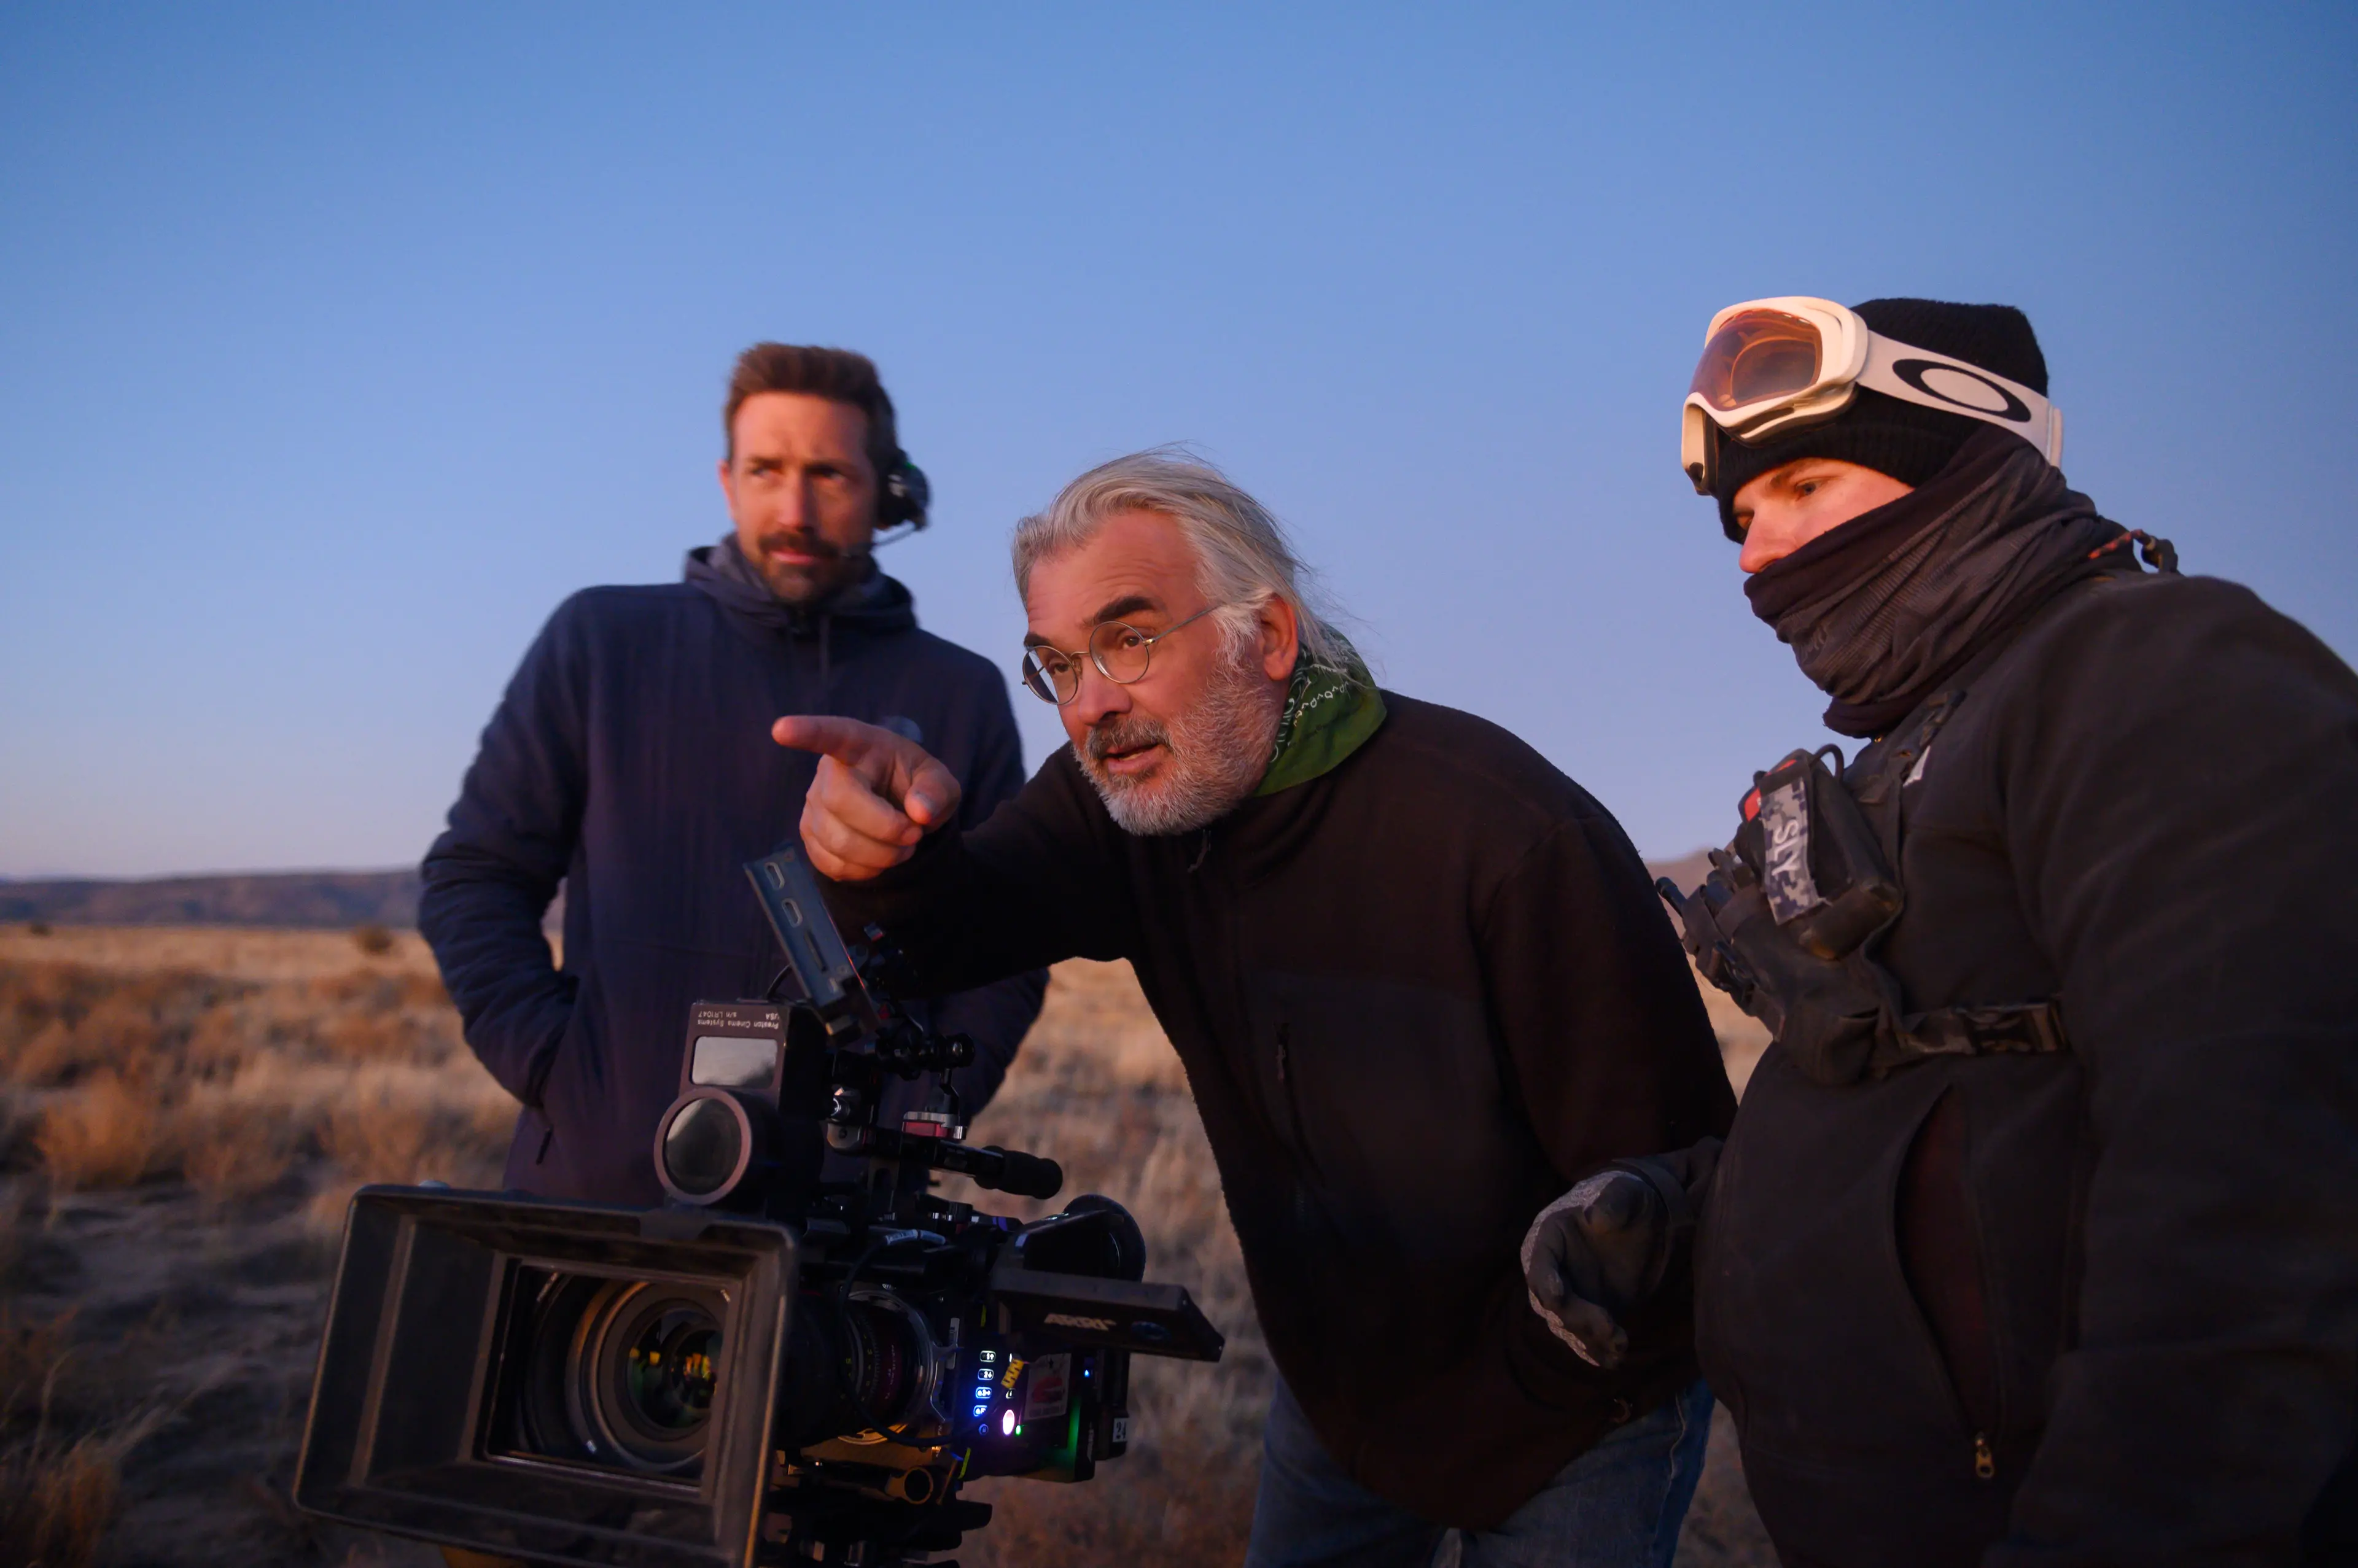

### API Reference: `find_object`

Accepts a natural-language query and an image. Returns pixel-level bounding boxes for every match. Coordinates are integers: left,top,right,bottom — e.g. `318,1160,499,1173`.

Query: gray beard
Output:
1078,654,1281,837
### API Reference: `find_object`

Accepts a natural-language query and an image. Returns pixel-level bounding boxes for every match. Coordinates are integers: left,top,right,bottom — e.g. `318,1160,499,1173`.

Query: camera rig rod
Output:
831,1122,1065,1201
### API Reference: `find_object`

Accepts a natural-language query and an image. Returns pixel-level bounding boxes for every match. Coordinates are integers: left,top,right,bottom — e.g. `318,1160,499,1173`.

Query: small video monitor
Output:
679,1002,785,1096
690,1034,778,1089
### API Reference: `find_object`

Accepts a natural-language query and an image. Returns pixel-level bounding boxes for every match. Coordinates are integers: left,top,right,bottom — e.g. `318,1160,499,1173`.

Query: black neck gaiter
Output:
1745,428,2126,737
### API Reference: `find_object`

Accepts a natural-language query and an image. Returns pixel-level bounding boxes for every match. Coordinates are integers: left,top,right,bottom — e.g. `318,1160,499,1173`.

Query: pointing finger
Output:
903,754,963,828
811,755,924,847
773,714,891,766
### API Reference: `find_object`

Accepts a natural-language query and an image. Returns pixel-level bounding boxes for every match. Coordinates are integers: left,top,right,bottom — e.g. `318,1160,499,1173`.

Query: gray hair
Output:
1011,448,1352,673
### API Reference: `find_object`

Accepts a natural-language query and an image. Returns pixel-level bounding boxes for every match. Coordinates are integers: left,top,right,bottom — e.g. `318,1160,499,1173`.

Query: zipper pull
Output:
1276,1022,1290,1082
1972,1432,1996,1481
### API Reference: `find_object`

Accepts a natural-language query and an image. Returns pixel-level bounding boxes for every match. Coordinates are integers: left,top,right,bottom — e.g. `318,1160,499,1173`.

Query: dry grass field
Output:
0,924,1772,1568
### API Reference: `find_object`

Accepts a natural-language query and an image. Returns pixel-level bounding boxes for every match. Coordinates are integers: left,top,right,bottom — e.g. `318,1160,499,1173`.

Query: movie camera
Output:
292,844,1224,1567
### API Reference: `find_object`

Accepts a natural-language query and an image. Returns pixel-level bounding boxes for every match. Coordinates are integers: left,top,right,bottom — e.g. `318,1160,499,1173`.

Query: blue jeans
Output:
1244,1378,1713,1568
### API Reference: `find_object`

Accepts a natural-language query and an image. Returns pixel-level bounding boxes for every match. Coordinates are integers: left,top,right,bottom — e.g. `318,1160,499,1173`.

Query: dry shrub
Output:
0,980,56,1070
319,1011,413,1062
465,1091,517,1152
351,923,395,957
967,1477,1253,1568
173,1098,294,1203
0,963,123,1029
1029,960,1187,1089
321,1099,437,1186
73,993,161,1060
0,1309,74,1423
2,964,106,1085
182,1005,259,1076
25,922,50,937
35,1072,162,1192
319,1092,507,1190
2,963,77,1011
0,1434,120,1568
313,1094,501,1229
0,1410,168,1568
6,1020,85,1087
0,1179,20,1276
311,971,403,1011
89,980,198,1068
184,1138,292,1204
398,970,449,1008
0,963,241,1089
404,1012,467,1068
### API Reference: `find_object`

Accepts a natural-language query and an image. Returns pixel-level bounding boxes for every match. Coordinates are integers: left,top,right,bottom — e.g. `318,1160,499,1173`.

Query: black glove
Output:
1520,1141,1720,1368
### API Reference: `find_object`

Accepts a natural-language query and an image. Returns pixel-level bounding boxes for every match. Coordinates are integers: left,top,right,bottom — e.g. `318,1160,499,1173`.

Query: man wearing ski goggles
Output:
1522,297,2358,1565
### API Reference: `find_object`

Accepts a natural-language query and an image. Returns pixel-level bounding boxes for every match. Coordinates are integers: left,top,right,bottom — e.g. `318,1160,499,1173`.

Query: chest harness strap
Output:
1659,661,2068,1087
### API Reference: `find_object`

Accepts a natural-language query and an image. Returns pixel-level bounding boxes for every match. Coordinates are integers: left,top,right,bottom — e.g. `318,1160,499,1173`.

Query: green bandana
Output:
1255,644,1387,796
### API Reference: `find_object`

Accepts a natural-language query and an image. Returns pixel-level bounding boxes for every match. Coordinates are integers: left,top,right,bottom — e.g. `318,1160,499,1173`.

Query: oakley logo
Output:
1892,358,2031,422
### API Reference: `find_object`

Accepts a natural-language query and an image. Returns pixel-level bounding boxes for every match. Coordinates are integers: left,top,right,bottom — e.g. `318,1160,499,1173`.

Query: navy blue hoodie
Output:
420,545,1046,1206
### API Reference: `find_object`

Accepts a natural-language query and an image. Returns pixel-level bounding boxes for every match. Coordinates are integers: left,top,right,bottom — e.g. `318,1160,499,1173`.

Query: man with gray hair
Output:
775,451,1734,1566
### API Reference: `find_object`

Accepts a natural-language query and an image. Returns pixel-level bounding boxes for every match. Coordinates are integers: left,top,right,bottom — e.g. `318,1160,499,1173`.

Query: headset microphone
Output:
879,449,931,535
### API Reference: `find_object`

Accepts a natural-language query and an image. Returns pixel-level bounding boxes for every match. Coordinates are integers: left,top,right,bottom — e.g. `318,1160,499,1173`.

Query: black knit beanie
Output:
1710,298,2049,539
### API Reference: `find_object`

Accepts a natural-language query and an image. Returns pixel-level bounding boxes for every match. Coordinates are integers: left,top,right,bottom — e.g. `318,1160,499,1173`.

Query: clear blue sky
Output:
3,3,2352,877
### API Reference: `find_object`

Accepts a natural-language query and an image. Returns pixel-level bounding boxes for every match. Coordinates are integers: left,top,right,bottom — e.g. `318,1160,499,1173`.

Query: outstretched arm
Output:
774,718,1130,993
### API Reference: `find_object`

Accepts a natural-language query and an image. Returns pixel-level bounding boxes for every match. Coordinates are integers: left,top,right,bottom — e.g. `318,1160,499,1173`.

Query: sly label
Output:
1760,772,1824,924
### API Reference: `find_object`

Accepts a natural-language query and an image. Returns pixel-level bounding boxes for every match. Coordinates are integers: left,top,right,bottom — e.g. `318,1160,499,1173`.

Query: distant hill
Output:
3,855,1708,933
0,869,422,928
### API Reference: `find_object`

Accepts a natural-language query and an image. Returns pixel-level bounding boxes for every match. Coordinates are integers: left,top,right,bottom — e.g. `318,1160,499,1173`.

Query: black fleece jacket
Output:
1696,570,2358,1567
825,693,1734,1528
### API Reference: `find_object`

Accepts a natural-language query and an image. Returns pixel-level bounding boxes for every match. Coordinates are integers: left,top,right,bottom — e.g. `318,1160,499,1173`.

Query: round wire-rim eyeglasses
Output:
1019,604,1224,706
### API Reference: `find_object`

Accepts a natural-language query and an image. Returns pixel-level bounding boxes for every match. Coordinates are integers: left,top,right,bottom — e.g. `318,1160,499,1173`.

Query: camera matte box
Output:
294,1186,796,1568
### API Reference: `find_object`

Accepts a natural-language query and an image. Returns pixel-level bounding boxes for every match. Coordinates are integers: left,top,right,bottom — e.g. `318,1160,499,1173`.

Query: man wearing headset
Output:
1523,298,2358,1564
419,343,1045,1208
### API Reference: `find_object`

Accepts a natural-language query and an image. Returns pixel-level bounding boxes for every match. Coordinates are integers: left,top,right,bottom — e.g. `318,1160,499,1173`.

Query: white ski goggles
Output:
1680,296,2063,494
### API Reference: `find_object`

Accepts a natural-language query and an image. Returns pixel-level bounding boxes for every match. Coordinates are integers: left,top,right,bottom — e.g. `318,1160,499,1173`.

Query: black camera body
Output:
293,845,1224,1567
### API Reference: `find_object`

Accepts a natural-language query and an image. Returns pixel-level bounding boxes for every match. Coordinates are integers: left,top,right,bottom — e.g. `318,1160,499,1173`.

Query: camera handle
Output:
825,1119,1065,1201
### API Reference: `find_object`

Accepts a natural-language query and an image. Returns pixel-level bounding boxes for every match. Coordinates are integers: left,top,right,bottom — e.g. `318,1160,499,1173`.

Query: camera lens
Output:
499,1273,731,1479
776,1289,940,1449
842,1301,914,1418
660,1094,746,1200
620,1306,720,1434
580,1281,730,1473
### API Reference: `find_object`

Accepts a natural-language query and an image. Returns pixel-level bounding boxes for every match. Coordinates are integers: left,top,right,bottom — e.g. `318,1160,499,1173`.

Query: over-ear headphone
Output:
879,449,930,533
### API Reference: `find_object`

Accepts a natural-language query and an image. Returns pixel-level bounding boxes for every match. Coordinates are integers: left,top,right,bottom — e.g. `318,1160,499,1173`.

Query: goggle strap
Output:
1853,333,2063,465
